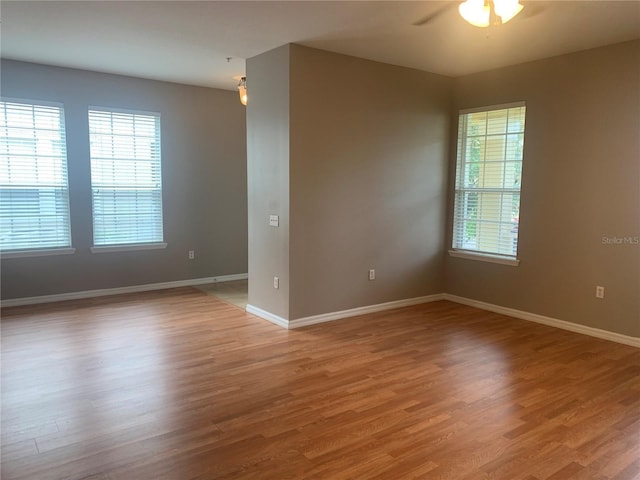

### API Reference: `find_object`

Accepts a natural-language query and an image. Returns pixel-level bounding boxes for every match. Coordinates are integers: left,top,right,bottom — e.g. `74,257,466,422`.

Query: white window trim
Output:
88,107,164,247
90,242,167,254
88,105,161,117
0,97,64,108
1,247,76,259
459,101,526,115
1,98,73,252
90,242,167,253
452,102,526,263
448,249,520,266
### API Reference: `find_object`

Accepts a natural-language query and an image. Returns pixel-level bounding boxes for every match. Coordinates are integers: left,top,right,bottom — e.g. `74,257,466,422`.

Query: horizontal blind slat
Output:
0,100,71,251
89,108,163,246
453,105,525,257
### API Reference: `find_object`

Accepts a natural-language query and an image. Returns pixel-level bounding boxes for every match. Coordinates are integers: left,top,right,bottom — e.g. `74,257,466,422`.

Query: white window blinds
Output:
0,100,71,251
89,108,163,247
453,103,526,258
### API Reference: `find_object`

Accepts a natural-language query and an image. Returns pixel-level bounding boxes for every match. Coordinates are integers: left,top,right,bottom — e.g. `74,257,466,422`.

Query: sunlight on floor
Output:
196,279,248,309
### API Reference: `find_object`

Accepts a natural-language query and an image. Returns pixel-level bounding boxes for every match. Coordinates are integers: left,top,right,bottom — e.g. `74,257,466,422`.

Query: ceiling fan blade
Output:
521,3,546,19
412,4,455,26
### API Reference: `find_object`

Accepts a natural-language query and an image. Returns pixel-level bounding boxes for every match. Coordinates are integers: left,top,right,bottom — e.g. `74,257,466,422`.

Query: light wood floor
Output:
196,280,248,309
1,288,639,480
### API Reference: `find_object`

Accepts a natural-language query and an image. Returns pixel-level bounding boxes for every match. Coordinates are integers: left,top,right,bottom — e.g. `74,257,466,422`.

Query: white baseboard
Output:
288,294,445,329
443,294,640,348
245,304,289,329
246,292,638,347
6,280,636,348
246,294,445,330
1,273,248,308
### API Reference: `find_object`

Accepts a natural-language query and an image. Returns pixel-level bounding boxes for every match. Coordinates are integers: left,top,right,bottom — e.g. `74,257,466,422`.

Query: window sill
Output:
448,249,520,266
1,247,76,259
91,243,167,254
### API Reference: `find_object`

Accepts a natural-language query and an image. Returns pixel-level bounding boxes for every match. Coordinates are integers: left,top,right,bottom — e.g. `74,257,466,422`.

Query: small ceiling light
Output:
238,76,247,106
459,0,523,27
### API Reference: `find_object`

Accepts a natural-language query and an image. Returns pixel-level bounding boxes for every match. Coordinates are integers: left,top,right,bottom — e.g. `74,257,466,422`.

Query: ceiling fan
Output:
413,0,539,28
412,3,455,27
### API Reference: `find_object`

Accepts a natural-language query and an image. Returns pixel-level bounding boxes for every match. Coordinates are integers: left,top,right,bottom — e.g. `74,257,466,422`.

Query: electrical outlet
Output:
595,286,604,299
273,276,279,289
188,250,195,260
368,269,375,281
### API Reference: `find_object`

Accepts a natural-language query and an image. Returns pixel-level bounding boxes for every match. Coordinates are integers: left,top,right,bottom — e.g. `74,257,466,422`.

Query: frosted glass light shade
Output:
459,0,490,27
459,0,523,27
494,0,524,23
238,77,247,106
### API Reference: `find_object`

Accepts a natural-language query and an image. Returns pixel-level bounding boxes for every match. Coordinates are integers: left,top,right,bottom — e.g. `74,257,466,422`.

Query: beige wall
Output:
5,41,636,339
446,40,640,337
246,45,291,319
289,45,451,319
1,60,248,299
247,45,451,321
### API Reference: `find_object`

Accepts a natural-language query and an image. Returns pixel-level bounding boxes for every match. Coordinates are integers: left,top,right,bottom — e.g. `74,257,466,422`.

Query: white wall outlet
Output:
273,276,279,289
269,215,279,227
368,269,375,281
595,286,605,299
188,250,195,260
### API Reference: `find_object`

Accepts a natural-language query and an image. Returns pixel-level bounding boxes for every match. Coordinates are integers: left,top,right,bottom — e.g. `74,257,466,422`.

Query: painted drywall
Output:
288,45,452,319
1,60,248,300
246,45,291,320
246,45,451,321
445,40,640,338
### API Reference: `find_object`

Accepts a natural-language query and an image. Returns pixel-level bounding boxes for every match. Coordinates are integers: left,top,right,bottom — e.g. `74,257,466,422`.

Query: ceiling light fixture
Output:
459,0,523,27
238,76,247,106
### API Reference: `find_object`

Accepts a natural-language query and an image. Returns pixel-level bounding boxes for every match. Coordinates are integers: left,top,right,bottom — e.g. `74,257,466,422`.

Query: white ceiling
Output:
2,1,639,91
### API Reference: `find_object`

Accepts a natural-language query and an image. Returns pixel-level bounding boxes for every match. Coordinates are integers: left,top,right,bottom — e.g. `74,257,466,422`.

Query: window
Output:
451,102,526,263
0,99,72,253
89,108,164,249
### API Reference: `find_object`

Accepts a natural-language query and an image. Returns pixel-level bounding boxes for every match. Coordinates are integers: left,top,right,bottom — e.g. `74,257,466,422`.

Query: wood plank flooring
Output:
196,280,248,310
1,288,639,479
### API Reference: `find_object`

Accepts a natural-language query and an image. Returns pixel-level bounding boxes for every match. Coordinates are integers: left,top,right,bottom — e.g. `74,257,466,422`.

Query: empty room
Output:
1,1,639,479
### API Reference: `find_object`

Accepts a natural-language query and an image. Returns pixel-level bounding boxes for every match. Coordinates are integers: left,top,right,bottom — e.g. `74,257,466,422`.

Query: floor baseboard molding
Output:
246,294,445,330
443,294,640,348
288,294,446,329
6,282,636,348
247,292,638,347
1,273,248,308
245,304,289,329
